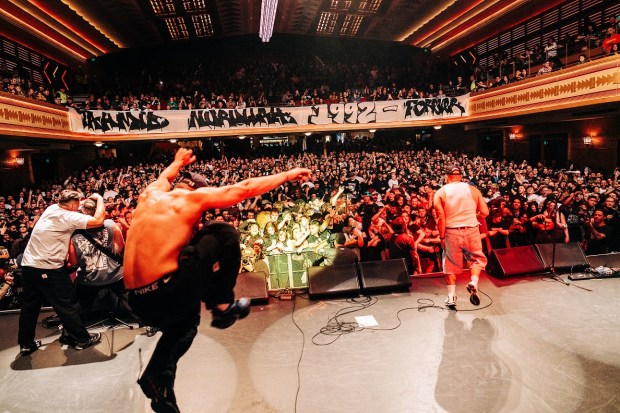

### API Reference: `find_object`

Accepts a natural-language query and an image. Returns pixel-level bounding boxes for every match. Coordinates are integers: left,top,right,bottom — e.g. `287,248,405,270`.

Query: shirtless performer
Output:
124,148,310,413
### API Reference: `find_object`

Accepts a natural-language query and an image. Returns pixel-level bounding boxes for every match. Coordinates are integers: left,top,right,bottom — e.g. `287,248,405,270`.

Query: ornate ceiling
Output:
0,0,546,67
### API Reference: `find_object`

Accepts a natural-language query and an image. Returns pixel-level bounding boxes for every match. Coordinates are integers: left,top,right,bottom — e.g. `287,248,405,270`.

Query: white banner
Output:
72,96,469,134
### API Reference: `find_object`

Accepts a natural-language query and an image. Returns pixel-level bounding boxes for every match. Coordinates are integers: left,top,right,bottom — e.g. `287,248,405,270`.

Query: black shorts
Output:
128,221,242,328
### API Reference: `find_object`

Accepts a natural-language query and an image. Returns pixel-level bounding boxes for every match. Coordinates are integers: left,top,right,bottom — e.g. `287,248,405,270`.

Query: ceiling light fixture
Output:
94,141,103,147
17,1,108,55
434,125,442,130
0,8,89,61
417,0,502,48
369,129,377,133
238,135,247,140
169,139,177,143
430,0,529,51
62,0,124,48
304,132,312,136
398,1,454,42
259,0,278,42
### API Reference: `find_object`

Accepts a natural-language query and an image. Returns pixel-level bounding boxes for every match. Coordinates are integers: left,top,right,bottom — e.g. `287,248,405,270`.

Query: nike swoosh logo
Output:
162,276,172,284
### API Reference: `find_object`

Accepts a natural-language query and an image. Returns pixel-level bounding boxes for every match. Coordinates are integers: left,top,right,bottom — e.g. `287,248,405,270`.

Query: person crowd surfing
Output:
123,148,311,413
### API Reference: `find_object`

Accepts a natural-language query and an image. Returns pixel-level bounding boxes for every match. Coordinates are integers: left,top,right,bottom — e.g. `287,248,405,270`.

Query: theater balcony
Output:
1,55,620,181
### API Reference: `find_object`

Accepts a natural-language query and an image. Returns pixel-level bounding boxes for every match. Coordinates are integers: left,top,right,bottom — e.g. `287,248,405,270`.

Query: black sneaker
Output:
138,375,179,413
467,282,480,306
211,298,251,329
19,340,42,356
59,332,76,347
145,326,159,337
73,332,101,350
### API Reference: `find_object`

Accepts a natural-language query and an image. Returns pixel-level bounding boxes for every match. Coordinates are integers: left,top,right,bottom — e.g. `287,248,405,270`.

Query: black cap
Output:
445,164,462,175
180,172,209,189
334,233,346,245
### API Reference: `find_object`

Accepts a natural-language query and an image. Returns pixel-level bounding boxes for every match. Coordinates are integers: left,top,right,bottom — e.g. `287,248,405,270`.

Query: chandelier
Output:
260,0,278,42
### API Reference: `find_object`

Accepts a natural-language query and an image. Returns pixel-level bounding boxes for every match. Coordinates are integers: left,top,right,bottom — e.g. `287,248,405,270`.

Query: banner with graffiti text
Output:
72,96,469,135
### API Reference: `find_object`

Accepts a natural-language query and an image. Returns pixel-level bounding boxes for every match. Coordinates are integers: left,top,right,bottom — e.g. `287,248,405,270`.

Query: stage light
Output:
238,135,246,140
94,141,103,147
169,139,177,143
583,136,592,145
434,125,442,130
259,0,278,42
509,133,516,140
304,132,312,136
369,129,377,133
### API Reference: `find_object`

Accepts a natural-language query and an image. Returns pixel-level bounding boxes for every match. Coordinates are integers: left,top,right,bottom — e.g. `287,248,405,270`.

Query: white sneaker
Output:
445,296,457,307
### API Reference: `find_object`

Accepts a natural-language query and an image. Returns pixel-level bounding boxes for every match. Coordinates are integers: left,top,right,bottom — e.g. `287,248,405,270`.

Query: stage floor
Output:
1,271,619,413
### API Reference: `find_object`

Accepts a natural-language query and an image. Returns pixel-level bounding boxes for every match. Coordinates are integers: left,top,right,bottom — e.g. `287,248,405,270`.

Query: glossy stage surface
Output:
0,271,618,413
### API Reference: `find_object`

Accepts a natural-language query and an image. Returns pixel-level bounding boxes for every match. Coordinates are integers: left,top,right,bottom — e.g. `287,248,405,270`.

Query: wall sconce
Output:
583,136,592,145
304,132,312,136
368,129,377,133
169,139,177,143
508,133,516,140
433,125,442,130
238,135,246,140
94,141,103,147
15,157,25,166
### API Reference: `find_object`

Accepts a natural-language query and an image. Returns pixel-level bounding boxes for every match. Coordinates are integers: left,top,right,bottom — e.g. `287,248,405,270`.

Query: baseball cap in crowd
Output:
445,164,462,175
334,232,346,245
179,172,209,189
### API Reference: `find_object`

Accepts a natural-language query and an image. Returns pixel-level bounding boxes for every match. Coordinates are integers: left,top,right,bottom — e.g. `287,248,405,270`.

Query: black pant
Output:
76,279,138,324
18,266,90,346
129,269,201,382
129,222,241,382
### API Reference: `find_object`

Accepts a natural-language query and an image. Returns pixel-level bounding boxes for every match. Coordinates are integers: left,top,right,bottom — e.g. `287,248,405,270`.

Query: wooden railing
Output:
1,54,619,140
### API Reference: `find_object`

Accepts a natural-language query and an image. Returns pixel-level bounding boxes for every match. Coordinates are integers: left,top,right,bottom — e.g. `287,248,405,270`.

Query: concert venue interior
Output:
1,0,619,412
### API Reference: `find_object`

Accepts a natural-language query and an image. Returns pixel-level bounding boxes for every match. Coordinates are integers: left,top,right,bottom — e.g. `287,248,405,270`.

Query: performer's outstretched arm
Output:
187,168,311,210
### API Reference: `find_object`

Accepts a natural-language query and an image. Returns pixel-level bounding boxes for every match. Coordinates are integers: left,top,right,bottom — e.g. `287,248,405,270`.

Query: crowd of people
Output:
2,14,619,115
2,140,619,310
458,15,620,91
2,11,619,413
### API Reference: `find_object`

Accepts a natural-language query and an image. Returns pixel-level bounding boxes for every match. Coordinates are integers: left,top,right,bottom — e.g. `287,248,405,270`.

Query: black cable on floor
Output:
451,289,494,312
289,288,494,411
311,295,378,346
541,274,593,291
309,289,494,338
290,291,305,413
290,293,379,412
138,347,143,381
